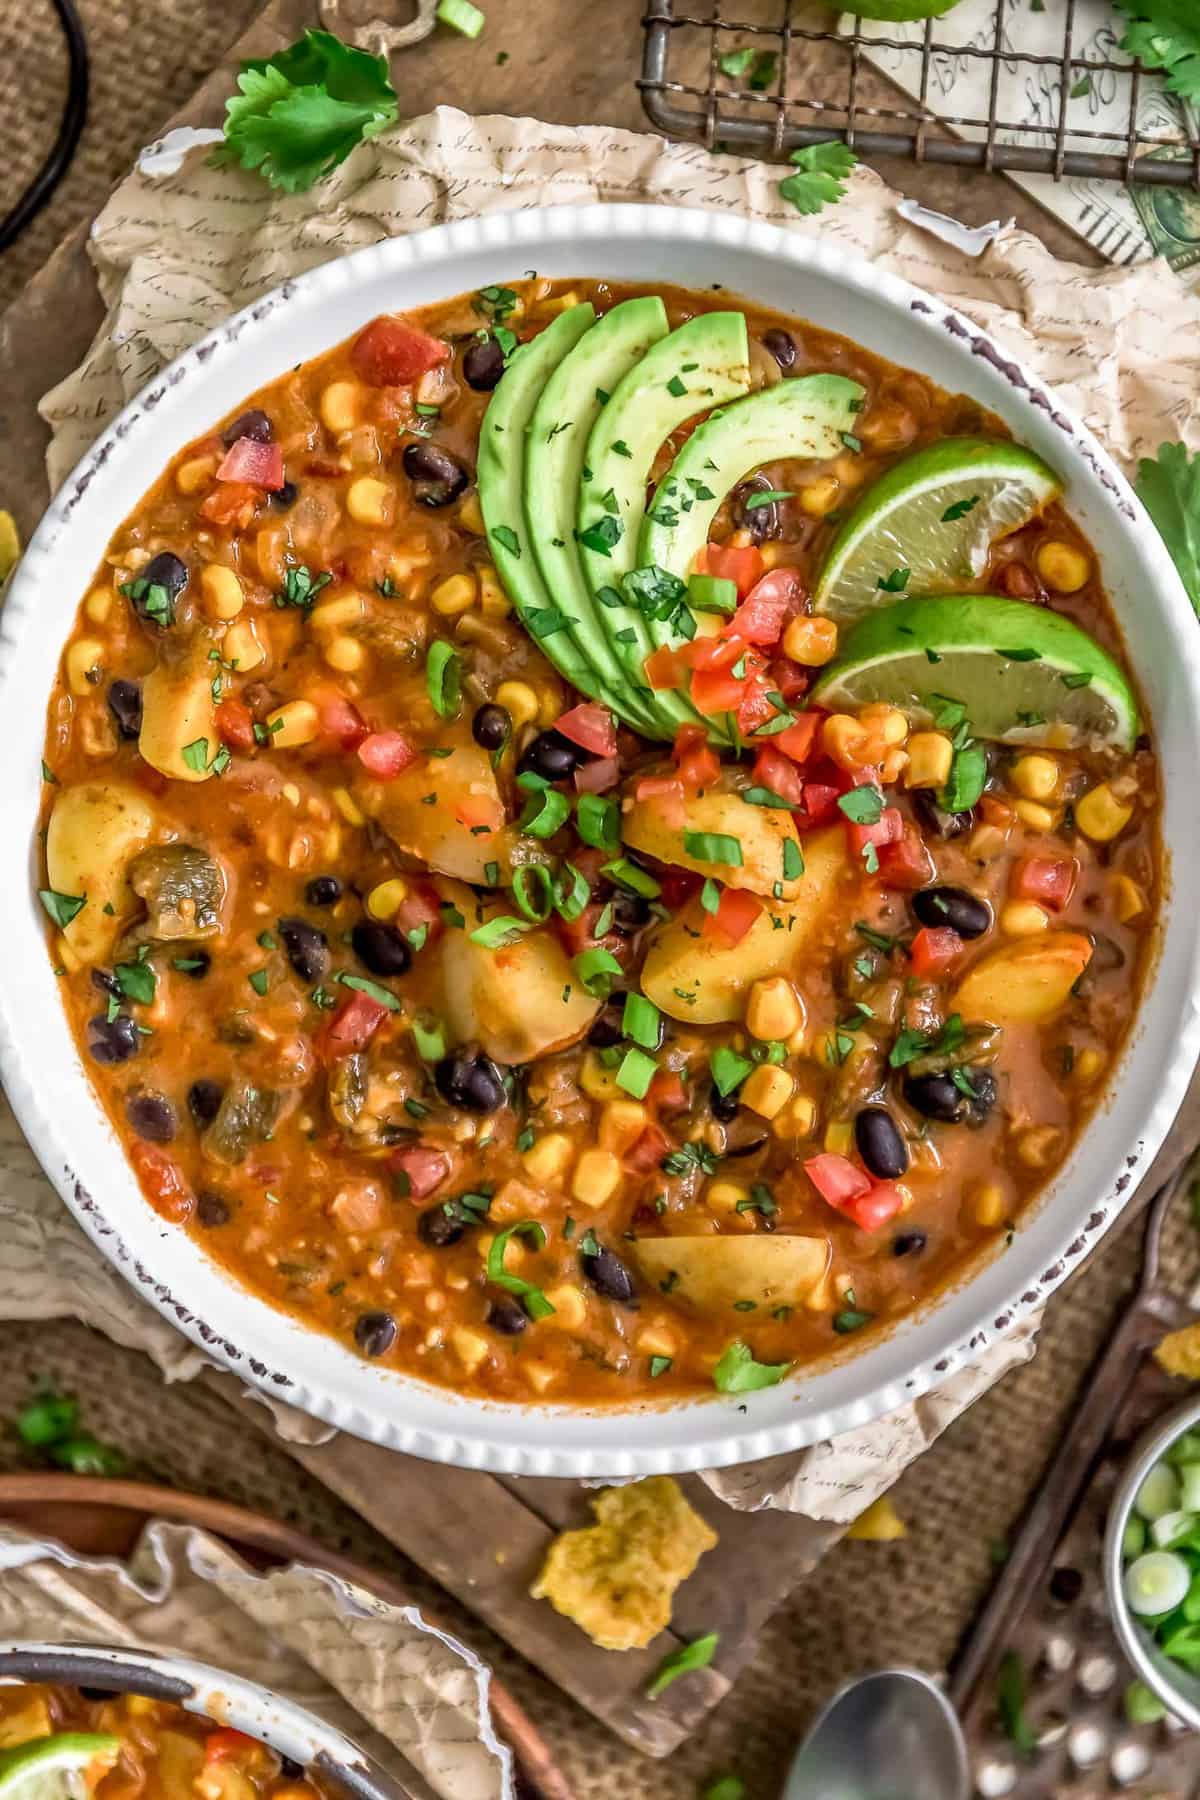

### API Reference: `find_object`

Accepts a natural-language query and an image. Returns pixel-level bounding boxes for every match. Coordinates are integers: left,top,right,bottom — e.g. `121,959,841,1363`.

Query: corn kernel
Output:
176,453,218,495
972,1182,1007,1229
782,615,839,667
1075,782,1133,843
65,637,104,696
478,565,511,620
320,380,364,434
522,1131,574,1187
1035,540,1090,594
494,681,539,729
332,787,365,827
598,1101,648,1157
458,492,486,535
822,712,870,771
758,542,790,570
543,1284,588,1330
824,1119,854,1156
1071,1047,1106,1085
266,700,320,749
572,1147,623,1209
310,593,365,632
222,618,266,672
367,878,408,920
323,634,367,673
1016,1125,1064,1169
346,477,395,529
969,822,1008,863
746,976,803,1043
707,1180,750,1215
1013,799,1058,833
899,731,951,789
787,1094,818,1137
429,573,475,618
636,1325,678,1358
1000,900,1049,937
523,1361,559,1395
451,1326,490,1374
200,563,244,621
742,1064,794,1120
84,587,113,625
1110,873,1147,924
797,475,840,517
1010,754,1058,802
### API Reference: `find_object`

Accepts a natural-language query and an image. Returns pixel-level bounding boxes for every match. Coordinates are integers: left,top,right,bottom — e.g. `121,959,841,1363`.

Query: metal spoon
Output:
783,1668,969,1800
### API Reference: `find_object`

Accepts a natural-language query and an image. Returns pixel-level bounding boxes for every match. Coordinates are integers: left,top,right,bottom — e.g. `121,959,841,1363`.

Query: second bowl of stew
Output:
5,205,1199,1474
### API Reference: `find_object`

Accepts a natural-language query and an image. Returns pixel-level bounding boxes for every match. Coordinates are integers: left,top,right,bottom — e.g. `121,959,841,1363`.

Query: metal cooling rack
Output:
640,0,1200,189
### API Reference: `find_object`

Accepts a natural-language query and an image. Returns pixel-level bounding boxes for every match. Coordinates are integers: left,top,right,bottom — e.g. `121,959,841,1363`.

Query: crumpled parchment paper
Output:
0,1519,513,1800
12,105,1200,1519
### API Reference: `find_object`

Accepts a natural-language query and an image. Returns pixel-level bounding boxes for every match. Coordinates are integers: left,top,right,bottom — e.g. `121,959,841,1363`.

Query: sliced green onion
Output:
617,1047,658,1098
601,857,662,899
521,787,571,839
574,947,623,998
1152,1508,1199,1550
487,1221,555,1321
336,971,401,1010
411,1014,447,1062
700,877,721,915
1135,1461,1181,1522
687,574,738,615
436,0,486,36
1179,1463,1200,1512
1122,1514,1147,1562
512,864,553,922
576,792,620,852
646,1633,719,1700
553,861,591,921
1125,1549,1190,1616
621,992,661,1049
782,839,803,881
683,830,743,867
469,915,533,949
426,639,462,719
1124,1680,1166,1725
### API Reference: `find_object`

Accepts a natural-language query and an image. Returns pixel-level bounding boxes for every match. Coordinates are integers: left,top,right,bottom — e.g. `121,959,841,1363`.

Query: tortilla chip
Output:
0,511,19,585
846,1496,907,1541
530,1475,718,1650
1155,1322,1200,1381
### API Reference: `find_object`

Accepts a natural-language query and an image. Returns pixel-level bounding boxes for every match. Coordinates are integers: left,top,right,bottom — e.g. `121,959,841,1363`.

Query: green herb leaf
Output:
491,524,521,559
710,1045,753,1096
248,968,270,996
876,567,910,592
38,888,85,929
336,970,401,1010
469,915,534,950
742,785,793,810
713,1341,790,1393
942,494,980,523
996,1650,1038,1755
779,141,858,216
578,514,624,557
623,563,689,623
426,639,462,719
744,488,792,511
646,1632,719,1699
649,1355,673,1379
276,564,333,610
114,958,156,1006
837,785,884,825
1114,2,1200,104
1135,439,1200,613
782,839,804,882
939,741,988,814
683,830,743,867
833,1308,874,1334
487,1221,556,1321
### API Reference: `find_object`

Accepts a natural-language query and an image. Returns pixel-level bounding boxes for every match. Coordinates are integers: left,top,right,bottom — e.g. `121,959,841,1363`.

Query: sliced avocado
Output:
577,312,752,740
524,296,670,735
477,303,597,697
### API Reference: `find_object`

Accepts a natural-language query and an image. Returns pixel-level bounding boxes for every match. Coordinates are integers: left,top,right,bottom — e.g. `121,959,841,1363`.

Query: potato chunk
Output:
640,826,850,1023
439,883,601,1063
632,1234,829,1313
953,931,1093,1025
623,785,805,899
138,654,219,782
356,743,513,883
45,780,157,963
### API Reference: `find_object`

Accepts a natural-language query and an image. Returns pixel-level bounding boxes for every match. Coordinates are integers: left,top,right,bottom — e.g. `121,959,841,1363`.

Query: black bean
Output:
222,408,273,446
733,472,782,544
588,995,626,1049
279,1761,304,1783
1049,1566,1083,1606
132,552,188,627
609,891,652,937
269,480,299,511
913,885,992,939
462,334,507,391
306,875,341,906
902,1071,963,1124
279,915,330,984
516,728,580,783
196,1190,231,1228
962,1068,998,1127
107,679,143,740
911,788,973,839
126,1089,178,1143
434,1051,507,1114
855,1106,909,1180
90,967,122,998
486,1295,529,1335
402,440,469,507
762,328,797,370
177,949,211,980
418,1203,467,1247
352,919,411,978
892,1231,927,1258
354,1311,397,1357
472,702,511,751
710,1082,740,1122
188,1079,224,1126
86,1013,140,1065
581,1245,636,1305
78,1688,112,1702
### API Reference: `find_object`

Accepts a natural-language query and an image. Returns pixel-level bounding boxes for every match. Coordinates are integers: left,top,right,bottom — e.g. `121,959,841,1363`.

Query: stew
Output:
39,276,1159,1404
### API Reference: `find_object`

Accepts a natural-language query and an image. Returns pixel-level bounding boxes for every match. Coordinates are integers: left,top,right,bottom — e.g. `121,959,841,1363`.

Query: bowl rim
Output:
3,199,1199,1477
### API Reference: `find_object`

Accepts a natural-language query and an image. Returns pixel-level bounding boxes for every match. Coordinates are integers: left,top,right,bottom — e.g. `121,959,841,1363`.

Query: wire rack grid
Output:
640,0,1200,190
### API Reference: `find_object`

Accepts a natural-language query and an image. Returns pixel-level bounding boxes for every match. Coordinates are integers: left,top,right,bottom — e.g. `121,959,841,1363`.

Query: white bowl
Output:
2,204,1197,1478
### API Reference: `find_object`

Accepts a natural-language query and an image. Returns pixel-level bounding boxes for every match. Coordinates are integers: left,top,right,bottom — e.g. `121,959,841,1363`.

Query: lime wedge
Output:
814,438,1061,622
0,1736,120,1800
810,594,1140,751
815,0,960,17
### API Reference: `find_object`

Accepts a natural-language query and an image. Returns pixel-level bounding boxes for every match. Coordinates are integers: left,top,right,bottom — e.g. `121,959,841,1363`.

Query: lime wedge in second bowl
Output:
0,1736,120,1800
810,593,1139,750
814,438,1061,622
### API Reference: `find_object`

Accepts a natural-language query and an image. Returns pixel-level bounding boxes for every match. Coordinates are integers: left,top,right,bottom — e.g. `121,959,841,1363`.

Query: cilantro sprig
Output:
1114,2,1200,105
1136,441,1200,616
779,142,858,216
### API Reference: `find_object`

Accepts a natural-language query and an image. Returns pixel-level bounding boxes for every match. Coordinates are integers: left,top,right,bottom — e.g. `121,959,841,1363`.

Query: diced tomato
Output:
1012,855,1076,910
752,744,807,807
979,794,1014,828
672,724,721,792
736,679,782,737
846,806,903,864
689,658,745,715
838,1182,906,1232
648,1070,689,1113
909,925,964,977
701,886,762,945
204,1731,260,1765
574,755,619,793
394,884,443,945
454,790,504,833
199,482,259,529
626,1122,670,1172
634,773,686,830
350,316,450,386
657,867,702,910
997,559,1038,599
734,568,805,646
131,1142,193,1225
804,1153,871,1207
680,631,746,674
704,541,764,598
794,781,841,831
325,992,389,1055
772,711,821,764
389,1144,451,1200
318,692,369,750
214,698,255,751
356,730,417,779
769,654,811,704
644,644,686,691
877,821,935,891
216,438,284,490
554,899,620,957
555,702,617,758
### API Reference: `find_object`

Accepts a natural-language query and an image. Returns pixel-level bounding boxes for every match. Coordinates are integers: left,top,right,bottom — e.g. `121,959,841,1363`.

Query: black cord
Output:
0,0,89,253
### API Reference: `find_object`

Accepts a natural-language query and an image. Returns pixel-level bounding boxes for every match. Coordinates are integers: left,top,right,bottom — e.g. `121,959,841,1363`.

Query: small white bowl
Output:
2,203,1198,1477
